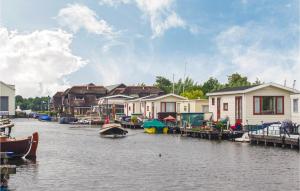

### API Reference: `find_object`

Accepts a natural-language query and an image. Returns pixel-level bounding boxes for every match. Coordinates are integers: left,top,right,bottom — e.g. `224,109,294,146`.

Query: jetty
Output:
180,128,244,140
249,134,300,150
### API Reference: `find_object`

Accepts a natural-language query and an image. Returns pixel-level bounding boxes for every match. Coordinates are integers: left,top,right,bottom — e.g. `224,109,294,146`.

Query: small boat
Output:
99,123,128,137
38,114,51,121
0,123,38,159
235,132,250,142
142,119,168,134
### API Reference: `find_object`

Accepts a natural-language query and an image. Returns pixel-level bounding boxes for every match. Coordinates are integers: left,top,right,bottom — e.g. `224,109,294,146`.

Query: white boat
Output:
99,123,128,137
235,132,250,142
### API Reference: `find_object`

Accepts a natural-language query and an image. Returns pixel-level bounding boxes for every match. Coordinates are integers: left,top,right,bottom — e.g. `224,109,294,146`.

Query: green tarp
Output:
142,119,165,128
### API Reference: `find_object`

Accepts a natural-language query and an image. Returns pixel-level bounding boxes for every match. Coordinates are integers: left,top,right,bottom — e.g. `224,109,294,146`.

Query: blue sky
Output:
0,0,299,96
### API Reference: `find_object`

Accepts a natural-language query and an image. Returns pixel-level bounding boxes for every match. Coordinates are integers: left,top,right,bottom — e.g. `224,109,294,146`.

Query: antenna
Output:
293,80,296,89
284,79,286,87
183,61,187,93
172,73,175,94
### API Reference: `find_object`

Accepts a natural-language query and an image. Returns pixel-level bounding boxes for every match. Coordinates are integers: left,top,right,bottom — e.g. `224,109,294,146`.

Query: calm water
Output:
5,119,300,191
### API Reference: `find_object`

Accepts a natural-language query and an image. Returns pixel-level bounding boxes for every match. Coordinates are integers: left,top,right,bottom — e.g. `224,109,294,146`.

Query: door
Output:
217,98,221,120
235,96,243,123
151,102,154,119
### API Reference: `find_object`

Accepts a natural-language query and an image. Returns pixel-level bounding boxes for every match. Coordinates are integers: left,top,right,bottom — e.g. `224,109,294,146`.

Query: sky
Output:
0,0,299,97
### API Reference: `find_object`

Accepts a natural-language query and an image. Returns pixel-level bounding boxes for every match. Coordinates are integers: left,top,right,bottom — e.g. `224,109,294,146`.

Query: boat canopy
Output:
142,119,165,128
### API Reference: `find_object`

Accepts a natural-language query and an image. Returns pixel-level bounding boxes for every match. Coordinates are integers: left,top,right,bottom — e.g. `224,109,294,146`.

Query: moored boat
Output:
142,119,168,134
0,122,38,159
99,123,128,137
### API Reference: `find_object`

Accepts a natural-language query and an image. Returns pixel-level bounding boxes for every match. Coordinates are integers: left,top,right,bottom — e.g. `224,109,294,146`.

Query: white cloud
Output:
99,0,188,38
0,27,87,97
57,4,115,37
215,23,300,89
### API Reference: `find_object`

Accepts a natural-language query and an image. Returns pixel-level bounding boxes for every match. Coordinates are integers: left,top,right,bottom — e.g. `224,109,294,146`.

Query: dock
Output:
180,128,244,140
1,152,17,188
249,134,300,150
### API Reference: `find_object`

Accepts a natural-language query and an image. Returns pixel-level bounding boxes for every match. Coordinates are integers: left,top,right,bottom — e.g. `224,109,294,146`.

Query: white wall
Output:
245,86,292,125
291,94,300,124
0,82,15,116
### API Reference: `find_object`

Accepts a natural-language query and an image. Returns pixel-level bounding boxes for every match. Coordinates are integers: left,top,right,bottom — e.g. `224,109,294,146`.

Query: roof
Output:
211,85,257,93
53,91,63,97
63,83,107,95
108,86,164,96
0,81,15,91
142,93,187,101
105,84,126,92
207,82,300,96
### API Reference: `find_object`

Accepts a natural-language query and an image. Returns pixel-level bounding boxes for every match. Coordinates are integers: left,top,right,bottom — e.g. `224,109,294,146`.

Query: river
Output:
5,119,300,191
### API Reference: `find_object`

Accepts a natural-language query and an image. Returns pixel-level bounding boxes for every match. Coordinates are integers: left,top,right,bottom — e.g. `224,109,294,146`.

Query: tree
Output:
180,89,204,99
226,73,251,87
154,76,172,93
202,77,222,95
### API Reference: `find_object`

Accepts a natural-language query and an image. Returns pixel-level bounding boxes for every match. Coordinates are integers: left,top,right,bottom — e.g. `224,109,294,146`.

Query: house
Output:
62,83,108,116
98,94,133,119
0,81,15,117
124,93,187,119
177,99,209,113
207,83,299,126
50,91,63,113
291,94,300,124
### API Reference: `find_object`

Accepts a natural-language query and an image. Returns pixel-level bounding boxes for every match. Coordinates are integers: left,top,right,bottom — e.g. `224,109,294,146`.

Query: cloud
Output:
57,4,115,37
215,23,300,88
99,0,188,38
0,27,87,97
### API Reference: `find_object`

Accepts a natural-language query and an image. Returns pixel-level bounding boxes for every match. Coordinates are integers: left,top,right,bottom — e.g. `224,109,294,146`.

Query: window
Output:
223,103,228,111
184,106,187,112
147,106,149,111
0,96,8,111
128,106,131,111
75,95,84,100
212,98,215,105
293,99,299,113
253,96,284,115
161,102,176,112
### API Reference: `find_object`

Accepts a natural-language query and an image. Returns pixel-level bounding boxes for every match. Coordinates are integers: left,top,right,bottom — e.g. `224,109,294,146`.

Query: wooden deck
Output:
249,134,300,150
180,128,244,140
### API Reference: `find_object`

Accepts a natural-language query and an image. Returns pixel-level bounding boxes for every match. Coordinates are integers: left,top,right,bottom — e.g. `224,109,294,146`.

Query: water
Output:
5,119,300,191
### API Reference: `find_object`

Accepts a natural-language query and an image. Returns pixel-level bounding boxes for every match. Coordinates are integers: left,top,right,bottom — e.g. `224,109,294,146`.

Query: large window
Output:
161,102,176,112
293,99,299,113
0,96,9,111
253,96,284,115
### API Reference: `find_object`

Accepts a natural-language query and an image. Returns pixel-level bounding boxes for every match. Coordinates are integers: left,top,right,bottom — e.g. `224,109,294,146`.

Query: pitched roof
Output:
53,91,63,97
0,81,15,91
64,84,107,95
142,93,187,101
211,85,257,93
108,86,164,96
207,82,300,96
105,84,126,92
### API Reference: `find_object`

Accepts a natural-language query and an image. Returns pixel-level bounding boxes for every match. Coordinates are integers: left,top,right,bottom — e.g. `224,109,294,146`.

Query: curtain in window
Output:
166,103,175,112
254,97,260,113
293,99,299,113
276,97,283,114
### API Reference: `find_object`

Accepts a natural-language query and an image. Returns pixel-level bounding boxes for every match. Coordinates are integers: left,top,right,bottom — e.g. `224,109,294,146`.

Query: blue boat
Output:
39,114,52,121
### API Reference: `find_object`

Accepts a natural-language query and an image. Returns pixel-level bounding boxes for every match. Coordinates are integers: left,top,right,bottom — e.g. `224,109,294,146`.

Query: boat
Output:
99,123,128,137
235,132,250,142
38,114,52,121
142,119,168,134
0,122,38,159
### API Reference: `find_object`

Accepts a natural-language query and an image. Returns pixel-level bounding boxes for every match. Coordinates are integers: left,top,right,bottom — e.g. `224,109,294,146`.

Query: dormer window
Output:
75,96,84,100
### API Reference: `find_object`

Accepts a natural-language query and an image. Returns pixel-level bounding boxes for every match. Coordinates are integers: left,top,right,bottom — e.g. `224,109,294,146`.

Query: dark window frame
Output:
253,96,284,115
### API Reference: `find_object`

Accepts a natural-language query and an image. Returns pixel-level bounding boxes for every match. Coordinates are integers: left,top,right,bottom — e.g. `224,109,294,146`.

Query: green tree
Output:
226,73,251,87
180,89,204,99
201,77,222,95
154,76,172,93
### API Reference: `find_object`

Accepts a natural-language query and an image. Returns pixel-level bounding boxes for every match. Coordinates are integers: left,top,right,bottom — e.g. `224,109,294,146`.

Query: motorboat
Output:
0,120,38,159
99,123,128,137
